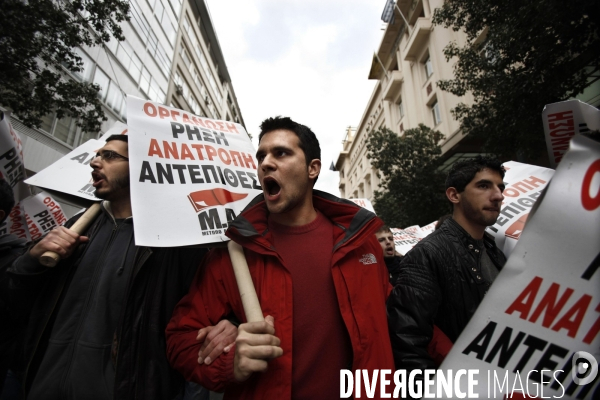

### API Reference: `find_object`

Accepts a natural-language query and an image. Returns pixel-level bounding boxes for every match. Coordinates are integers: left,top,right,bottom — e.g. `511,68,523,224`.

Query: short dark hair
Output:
0,179,15,223
376,225,392,234
258,117,321,166
445,156,505,193
259,116,321,185
106,134,128,144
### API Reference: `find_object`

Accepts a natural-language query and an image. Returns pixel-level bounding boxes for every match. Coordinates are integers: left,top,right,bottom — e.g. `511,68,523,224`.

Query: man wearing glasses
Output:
6,135,234,400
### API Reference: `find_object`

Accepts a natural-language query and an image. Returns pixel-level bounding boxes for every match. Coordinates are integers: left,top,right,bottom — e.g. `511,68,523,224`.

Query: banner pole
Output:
228,240,264,322
39,202,102,267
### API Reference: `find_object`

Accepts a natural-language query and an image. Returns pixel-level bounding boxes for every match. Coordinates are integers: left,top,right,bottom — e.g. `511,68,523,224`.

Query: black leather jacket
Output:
7,203,207,400
387,217,506,371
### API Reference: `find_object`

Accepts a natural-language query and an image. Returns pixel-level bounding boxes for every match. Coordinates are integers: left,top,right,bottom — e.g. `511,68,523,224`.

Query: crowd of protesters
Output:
0,116,508,399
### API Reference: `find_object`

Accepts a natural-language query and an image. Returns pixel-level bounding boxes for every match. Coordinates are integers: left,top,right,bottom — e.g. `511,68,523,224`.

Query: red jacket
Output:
166,191,395,399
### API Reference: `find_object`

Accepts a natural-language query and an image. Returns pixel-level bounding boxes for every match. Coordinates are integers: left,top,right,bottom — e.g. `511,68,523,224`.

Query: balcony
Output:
383,70,404,101
403,18,432,62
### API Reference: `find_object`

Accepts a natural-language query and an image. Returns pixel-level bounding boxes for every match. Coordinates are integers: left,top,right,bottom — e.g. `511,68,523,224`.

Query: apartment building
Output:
4,0,244,215
336,0,474,201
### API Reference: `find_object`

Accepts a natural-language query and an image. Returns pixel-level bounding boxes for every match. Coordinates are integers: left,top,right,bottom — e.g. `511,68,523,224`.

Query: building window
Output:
181,47,192,69
93,67,126,118
128,0,172,78
93,68,110,100
424,55,433,79
169,0,182,16
39,113,75,146
431,101,442,125
140,67,165,104
183,15,192,37
398,100,404,118
151,0,177,45
199,47,209,71
53,116,78,145
208,74,221,104
114,39,143,82
72,48,94,82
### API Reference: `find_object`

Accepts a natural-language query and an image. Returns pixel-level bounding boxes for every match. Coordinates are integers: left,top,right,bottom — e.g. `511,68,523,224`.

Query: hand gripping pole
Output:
39,202,102,267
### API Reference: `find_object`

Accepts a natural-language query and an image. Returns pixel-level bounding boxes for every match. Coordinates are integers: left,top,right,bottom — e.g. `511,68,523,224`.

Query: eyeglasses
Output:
95,150,129,162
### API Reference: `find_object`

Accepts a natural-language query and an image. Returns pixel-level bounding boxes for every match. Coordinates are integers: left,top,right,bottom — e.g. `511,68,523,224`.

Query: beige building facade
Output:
336,0,476,201
168,0,244,125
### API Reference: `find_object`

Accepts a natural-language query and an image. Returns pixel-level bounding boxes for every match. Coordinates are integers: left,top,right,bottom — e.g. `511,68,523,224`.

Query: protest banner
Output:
435,135,600,399
126,95,262,247
24,122,129,201
543,100,599,168
348,198,376,213
0,191,67,241
20,192,67,242
390,227,422,256
487,161,555,257
0,111,29,201
390,223,436,255
419,221,436,237
0,202,30,241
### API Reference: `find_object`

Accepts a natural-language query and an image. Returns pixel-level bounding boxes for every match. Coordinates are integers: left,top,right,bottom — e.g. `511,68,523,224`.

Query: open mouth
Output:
263,177,281,197
92,171,106,187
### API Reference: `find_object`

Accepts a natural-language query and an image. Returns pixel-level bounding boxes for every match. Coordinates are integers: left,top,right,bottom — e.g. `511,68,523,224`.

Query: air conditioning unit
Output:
175,84,183,95
204,96,210,104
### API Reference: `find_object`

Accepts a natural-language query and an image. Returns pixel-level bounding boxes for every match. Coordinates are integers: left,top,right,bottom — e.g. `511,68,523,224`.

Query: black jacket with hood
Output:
387,217,506,372
0,232,28,381
7,202,207,400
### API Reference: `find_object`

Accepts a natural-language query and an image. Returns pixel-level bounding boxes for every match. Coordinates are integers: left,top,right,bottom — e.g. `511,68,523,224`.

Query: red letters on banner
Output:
142,102,239,133
581,159,600,211
505,276,600,344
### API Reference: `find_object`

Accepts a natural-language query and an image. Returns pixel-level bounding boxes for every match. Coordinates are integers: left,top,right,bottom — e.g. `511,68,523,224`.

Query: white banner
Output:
24,122,128,200
487,161,555,257
0,191,66,241
391,223,436,256
436,135,600,399
0,112,29,201
391,227,422,256
21,192,67,241
0,202,30,241
542,99,600,168
127,95,261,247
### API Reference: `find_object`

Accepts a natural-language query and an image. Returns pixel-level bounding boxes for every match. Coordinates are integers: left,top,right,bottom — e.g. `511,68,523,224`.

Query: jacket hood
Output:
226,190,382,256
100,200,133,224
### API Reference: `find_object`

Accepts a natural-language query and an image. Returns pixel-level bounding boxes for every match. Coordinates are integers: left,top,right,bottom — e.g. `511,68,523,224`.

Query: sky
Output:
204,0,386,196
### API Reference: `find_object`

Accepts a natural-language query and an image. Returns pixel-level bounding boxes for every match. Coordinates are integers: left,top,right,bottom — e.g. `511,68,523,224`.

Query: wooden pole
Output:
39,202,102,267
227,240,264,322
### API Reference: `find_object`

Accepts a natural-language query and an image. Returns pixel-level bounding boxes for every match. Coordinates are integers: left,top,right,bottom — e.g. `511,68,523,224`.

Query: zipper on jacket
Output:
59,221,122,397
112,246,152,399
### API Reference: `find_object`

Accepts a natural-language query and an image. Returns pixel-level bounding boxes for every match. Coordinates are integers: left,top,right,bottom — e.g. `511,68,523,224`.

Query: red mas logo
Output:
188,188,248,212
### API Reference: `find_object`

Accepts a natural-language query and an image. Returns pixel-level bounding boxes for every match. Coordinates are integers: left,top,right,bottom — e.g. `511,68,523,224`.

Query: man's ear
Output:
446,187,460,205
308,159,321,181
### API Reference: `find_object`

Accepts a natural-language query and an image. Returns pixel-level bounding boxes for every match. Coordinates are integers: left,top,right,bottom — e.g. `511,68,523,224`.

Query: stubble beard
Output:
463,201,499,227
95,174,130,201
